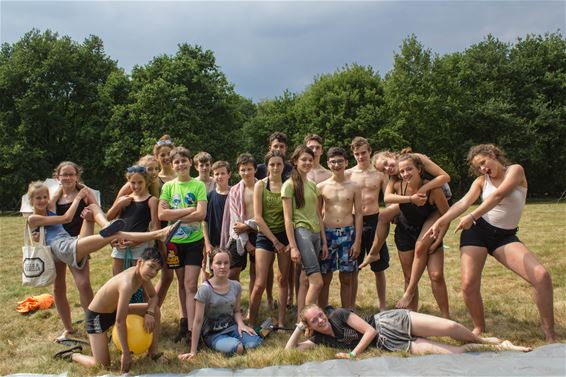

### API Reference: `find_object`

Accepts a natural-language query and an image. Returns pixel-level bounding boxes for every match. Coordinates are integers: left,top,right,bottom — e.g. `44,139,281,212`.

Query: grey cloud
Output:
1,1,563,101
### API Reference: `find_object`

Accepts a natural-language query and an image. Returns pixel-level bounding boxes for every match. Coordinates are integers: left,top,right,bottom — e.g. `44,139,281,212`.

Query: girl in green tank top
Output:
249,150,291,329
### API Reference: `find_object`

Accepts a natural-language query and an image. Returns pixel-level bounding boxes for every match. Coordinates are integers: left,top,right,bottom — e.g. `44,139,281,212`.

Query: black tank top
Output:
398,182,436,227
121,196,152,232
56,199,87,237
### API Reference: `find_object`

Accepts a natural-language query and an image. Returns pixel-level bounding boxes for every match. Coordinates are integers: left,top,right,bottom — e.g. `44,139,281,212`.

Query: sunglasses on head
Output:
156,139,173,146
127,165,147,174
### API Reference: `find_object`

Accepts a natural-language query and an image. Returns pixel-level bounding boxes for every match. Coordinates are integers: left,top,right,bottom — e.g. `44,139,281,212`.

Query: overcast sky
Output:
1,1,564,101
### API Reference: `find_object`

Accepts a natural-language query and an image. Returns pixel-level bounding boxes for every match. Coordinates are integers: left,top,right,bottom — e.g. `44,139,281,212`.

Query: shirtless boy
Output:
194,151,215,193
346,137,390,310
318,147,362,310
57,247,164,374
305,134,332,184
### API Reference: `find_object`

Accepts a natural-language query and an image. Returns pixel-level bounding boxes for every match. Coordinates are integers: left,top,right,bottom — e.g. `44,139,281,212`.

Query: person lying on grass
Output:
285,304,531,358
54,246,166,374
178,248,262,361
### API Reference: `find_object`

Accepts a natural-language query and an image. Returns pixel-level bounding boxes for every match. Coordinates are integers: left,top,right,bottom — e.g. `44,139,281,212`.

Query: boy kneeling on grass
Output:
54,247,165,373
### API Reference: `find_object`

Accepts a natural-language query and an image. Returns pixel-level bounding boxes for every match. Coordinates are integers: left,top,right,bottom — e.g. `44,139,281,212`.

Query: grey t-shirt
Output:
195,279,241,336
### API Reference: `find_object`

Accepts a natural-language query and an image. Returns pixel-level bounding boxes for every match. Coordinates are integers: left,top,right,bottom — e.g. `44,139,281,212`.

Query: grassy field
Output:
0,203,564,376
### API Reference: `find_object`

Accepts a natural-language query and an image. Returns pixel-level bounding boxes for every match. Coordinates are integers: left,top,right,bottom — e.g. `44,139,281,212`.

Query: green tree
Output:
293,64,386,156
0,29,124,209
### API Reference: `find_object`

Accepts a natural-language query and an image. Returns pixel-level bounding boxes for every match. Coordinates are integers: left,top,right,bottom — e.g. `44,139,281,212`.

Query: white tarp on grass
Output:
7,343,565,377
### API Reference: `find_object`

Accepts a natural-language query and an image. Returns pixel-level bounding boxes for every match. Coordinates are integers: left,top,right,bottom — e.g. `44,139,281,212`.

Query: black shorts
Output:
460,217,520,255
256,231,288,252
359,213,390,272
85,309,116,334
175,239,205,267
395,221,443,252
229,232,256,270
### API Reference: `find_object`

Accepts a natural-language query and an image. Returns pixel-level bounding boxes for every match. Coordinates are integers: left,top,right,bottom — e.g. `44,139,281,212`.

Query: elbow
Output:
383,194,392,204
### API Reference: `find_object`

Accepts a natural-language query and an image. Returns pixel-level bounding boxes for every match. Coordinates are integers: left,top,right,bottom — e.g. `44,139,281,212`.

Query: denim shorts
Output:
204,327,262,354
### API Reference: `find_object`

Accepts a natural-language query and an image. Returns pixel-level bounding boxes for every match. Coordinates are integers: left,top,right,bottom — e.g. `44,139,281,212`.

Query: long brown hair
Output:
290,145,314,209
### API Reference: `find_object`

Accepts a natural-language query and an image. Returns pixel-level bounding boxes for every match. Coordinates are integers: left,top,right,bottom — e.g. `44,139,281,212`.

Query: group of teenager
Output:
24,132,555,373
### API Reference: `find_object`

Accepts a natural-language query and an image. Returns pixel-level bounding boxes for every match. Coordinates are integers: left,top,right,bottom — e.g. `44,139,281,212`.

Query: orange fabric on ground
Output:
16,293,55,313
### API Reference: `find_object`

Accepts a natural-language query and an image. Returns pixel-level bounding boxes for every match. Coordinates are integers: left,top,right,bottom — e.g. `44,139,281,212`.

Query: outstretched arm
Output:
28,188,88,228
467,165,525,221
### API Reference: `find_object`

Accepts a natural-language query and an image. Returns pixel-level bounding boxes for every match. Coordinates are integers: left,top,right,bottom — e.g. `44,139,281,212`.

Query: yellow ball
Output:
112,314,154,355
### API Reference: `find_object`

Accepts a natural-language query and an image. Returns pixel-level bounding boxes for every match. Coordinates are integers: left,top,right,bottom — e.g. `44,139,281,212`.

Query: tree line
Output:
1,29,564,210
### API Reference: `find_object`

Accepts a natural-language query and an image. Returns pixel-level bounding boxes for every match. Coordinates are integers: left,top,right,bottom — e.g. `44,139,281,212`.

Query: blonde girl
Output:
26,181,180,279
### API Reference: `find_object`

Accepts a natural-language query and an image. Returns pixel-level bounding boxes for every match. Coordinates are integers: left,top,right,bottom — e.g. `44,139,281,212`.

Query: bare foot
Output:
359,253,380,269
472,327,483,337
395,292,414,309
497,340,532,352
54,329,76,342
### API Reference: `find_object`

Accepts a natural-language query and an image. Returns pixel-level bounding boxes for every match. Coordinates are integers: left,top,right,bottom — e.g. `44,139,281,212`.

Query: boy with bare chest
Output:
60,247,164,374
346,137,390,311
318,147,362,309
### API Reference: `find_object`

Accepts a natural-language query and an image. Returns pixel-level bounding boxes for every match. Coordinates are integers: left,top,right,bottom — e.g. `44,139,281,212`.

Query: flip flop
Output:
53,345,82,361
56,337,89,347
99,219,126,237
164,220,182,245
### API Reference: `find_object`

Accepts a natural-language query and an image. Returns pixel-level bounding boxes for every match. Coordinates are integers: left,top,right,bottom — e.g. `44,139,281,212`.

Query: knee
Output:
244,335,262,350
309,275,324,290
185,281,198,294
428,270,445,284
253,280,267,293
461,279,479,296
532,266,552,288
414,243,427,257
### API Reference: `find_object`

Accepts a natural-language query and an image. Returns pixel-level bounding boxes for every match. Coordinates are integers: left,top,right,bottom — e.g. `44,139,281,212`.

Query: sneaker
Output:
99,219,126,237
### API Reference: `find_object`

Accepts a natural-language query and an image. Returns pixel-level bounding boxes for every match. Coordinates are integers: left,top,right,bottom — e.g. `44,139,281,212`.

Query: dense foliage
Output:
1,29,564,210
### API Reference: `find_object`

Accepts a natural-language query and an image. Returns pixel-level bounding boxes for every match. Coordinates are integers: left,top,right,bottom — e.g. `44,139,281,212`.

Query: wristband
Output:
469,213,477,225
348,351,356,359
296,322,305,331
145,310,155,317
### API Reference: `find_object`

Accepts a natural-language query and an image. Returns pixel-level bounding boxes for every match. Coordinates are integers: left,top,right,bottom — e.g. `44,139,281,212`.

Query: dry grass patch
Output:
0,203,564,375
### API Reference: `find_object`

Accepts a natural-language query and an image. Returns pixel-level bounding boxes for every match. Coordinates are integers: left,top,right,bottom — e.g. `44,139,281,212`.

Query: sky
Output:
1,0,564,101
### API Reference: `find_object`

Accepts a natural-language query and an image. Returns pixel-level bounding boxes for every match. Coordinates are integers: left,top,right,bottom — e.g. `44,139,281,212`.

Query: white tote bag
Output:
22,225,56,287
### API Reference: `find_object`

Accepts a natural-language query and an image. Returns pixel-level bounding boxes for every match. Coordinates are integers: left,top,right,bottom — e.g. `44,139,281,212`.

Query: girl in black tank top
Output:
50,161,95,341
107,166,160,276
384,154,450,318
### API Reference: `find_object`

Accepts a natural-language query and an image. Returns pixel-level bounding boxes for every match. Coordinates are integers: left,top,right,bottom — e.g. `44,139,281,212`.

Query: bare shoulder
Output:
507,164,525,176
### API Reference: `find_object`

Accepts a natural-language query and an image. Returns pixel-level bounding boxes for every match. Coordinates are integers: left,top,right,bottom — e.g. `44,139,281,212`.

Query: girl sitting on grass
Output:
179,248,262,360
26,181,180,271
285,304,531,357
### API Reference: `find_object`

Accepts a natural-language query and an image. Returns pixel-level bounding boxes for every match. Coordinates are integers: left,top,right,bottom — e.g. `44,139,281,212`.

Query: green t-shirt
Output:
160,178,207,243
281,179,321,233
